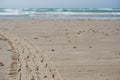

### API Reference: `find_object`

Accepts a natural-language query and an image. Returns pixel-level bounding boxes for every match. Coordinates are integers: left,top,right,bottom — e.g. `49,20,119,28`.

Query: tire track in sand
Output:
0,30,63,80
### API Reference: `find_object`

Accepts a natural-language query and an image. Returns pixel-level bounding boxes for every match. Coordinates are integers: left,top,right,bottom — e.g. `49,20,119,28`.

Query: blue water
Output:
0,8,120,19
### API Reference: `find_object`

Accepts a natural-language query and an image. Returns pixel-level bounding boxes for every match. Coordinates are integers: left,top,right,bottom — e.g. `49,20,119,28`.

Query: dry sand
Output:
0,19,120,80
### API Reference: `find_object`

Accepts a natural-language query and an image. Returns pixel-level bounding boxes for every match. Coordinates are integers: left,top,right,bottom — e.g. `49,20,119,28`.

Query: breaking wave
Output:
0,8,120,19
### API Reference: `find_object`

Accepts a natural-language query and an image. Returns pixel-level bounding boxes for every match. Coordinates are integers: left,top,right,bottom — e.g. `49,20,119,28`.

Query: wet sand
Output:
0,19,120,80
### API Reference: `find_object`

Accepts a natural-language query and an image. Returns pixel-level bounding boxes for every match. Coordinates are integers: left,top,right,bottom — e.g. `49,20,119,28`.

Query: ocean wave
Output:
0,9,29,15
1,12,120,16
0,8,120,19
1,8,120,13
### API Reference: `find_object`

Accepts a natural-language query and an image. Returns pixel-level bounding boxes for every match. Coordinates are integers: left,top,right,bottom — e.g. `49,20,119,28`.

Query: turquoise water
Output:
0,8,120,19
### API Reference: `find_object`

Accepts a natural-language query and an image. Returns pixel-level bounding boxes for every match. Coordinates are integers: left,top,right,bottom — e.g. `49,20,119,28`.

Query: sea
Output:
0,8,120,19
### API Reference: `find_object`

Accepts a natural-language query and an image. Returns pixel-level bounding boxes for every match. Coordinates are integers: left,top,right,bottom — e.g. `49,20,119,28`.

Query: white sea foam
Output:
97,8,113,11
0,9,29,15
0,8,120,19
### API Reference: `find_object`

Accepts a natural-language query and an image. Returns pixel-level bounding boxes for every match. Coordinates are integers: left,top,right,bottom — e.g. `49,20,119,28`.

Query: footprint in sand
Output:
0,31,63,80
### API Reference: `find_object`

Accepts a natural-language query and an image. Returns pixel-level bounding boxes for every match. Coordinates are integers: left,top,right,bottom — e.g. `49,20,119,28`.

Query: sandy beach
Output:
0,19,120,80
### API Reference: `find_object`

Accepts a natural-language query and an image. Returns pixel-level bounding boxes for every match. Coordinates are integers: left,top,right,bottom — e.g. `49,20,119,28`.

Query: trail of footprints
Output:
0,31,63,80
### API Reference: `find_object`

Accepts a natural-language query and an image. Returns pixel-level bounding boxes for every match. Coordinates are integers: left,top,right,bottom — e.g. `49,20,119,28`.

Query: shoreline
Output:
0,18,120,20
0,18,120,22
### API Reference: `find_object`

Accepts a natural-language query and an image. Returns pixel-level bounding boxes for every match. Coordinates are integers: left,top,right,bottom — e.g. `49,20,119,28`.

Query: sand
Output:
0,19,120,80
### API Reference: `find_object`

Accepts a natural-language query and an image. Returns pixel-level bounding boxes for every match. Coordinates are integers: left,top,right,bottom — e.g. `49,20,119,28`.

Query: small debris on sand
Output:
78,32,80,35
89,46,92,48
51,49,55,51
65,29,68,31
0,62,4,66
33,37,38,39
73,46,76,49
66,33,69,35
117,28,120,31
